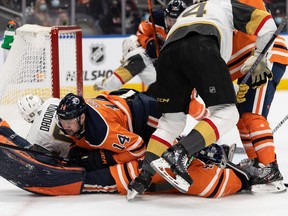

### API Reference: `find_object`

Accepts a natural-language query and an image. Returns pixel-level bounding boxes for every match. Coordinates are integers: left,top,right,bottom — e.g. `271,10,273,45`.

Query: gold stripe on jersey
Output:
146,135,172,156
193,119,219,147
246,10,271,35
114,67,133,84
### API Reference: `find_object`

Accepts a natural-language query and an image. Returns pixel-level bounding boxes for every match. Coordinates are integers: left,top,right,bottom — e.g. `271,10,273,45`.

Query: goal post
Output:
0,24,83,136
50,25,83,98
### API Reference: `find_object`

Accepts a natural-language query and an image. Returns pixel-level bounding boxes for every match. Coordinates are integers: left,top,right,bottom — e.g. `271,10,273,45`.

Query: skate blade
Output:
150,158,190,193
228,143,236,161
126,188,139,201
251,181,287,193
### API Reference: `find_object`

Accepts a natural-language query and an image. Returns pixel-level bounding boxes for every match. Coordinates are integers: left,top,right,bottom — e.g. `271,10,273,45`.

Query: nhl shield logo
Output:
90,44,105,65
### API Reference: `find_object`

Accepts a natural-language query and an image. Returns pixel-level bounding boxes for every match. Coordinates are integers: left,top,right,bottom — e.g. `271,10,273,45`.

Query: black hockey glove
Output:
146,34,165,59
146,40,157,58
68,146,117,171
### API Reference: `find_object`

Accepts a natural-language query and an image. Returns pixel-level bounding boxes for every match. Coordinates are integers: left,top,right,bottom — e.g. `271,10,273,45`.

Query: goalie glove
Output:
240,50,273,89
235,83,249,104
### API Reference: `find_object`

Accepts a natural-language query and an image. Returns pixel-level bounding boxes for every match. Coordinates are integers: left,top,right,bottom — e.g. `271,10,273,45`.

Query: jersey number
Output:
112,134,130,150
182,2,207,18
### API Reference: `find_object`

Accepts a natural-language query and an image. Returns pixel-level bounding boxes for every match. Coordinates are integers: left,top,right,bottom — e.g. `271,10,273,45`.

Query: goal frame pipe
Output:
51,25,83,98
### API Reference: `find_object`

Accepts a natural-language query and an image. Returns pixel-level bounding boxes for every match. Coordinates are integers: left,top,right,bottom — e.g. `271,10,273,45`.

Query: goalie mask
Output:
18,94,44,123
164,0,187,31
56,93,86,138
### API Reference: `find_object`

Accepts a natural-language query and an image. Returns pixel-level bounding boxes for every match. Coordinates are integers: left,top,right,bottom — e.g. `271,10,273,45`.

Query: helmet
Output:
57,93,86,120
164,0,187,30
165,0,187,19
122,35,140,57
18,94,44,123
195,143,225,165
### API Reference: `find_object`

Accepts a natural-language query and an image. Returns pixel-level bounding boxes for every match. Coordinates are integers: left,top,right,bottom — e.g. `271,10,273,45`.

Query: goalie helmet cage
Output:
0,24,83,136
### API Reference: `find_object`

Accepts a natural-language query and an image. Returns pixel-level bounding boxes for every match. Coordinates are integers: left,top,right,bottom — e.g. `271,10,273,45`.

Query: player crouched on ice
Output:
0,117,284,197
0,119,260,197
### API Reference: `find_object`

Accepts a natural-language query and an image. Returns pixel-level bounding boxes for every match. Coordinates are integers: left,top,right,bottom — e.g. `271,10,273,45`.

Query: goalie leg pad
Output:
0,147,85,196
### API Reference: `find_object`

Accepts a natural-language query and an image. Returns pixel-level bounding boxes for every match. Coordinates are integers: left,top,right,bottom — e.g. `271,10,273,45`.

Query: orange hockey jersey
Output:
228,0,288,81
110,158,242,198
73,92,146,164
137,20,167,50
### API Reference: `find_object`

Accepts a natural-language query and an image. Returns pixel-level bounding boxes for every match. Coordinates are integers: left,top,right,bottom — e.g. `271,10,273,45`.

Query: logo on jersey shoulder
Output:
90,43,105,65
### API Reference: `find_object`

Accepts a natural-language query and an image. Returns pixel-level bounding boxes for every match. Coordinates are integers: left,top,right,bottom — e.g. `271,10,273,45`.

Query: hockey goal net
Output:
0,24,83,136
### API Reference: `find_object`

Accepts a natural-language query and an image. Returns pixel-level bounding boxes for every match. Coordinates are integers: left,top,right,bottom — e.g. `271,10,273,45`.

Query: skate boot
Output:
127,170,152,201
239,158,260,168
150,144,192,193
250,161,286,193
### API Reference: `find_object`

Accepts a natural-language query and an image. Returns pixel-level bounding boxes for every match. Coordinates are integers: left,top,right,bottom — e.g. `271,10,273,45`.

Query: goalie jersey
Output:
163,0,276,62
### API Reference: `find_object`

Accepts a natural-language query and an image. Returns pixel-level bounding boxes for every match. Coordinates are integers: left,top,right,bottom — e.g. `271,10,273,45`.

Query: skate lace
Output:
182,155,189,171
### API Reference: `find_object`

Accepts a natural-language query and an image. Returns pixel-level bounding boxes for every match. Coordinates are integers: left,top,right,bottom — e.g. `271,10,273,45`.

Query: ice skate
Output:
221,143,236,162
250,161,286,193
150,144,192,193
126,170,152,201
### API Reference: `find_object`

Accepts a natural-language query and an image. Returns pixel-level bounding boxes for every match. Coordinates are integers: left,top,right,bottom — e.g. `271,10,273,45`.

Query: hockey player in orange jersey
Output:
56,89,161,170
0,119,256,197
110,143,252,198
137,0,187,59
227,0,287,192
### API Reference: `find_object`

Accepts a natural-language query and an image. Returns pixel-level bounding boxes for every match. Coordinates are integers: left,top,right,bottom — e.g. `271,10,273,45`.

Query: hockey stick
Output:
241,16,288,85
147,0,160,57
0,142,70,163
272,113,288,133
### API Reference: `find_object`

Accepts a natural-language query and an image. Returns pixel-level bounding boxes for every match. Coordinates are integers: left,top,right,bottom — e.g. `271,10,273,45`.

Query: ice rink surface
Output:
0,91,288,216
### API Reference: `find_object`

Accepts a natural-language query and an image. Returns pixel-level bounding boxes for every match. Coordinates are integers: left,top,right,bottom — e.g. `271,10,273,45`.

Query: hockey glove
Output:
68,146,117,171
188,98,210,121
240,50,273,89
236,84,249,104
93,76,106,91
146,40,157,58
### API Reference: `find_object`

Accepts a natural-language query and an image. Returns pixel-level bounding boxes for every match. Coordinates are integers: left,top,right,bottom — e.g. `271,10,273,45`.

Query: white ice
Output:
0,91,287,216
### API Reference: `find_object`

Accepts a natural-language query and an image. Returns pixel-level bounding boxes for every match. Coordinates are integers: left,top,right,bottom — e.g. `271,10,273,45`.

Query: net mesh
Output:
0,24,81,136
